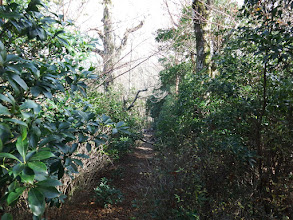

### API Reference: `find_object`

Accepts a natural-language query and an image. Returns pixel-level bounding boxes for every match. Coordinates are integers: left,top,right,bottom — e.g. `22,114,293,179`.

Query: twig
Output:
95,50,160,89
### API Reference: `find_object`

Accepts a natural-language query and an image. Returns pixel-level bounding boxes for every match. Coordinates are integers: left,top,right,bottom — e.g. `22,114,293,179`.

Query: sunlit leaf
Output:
29,151,55,161
16,136,28,161
28,188,45,217
28,161,47,173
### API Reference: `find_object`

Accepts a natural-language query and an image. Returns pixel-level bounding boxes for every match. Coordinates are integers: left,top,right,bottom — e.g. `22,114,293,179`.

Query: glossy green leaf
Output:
94,139,106,146
29,151,55,161
16,136,28,161
21,126,28,140
6,54,22,62
57,36,69,46
58,122,70,130
36,179,62,187
37,186,60,199
5,119,28,127
102,114,112,124
21,167,35,184
116,121,125,128
78,134,88,143
12,163,25,177
0,11,22,19
55,143,69,154
11,74,28,91
23,63,40,78
0,153,21,162
32,125,41,137
28,188,45,217
69,143,78,154
112,128,118,134
7,187,25,205
7,77,20,94
28,162,47,173
7,181,19,192
39,135,59,147
21,100,38,109
0,104,11,116
5,92,15,105
0,54,4,66
6,65,21,74
0,94,13,104
29,134,38,149
72,158,83,167
20,100,41,114
86,143,91,152
0,49,7,61
31,86,42,97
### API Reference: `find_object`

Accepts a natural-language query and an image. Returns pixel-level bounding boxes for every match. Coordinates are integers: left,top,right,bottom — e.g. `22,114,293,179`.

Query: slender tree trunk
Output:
102,0,115,91
94,0,143,92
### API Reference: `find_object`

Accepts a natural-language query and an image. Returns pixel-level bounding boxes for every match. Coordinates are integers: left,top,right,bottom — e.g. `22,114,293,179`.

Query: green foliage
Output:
86,89,143,159
94,177,124,208
87,89,143,129
0,1,129,219
148,0,293,219
106,136,134,160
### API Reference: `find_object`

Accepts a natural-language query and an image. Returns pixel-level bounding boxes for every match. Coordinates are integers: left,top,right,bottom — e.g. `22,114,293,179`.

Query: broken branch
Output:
126,88,148,111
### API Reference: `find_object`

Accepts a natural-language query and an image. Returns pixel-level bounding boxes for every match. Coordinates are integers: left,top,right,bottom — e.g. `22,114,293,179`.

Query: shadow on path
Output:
48,131,154,220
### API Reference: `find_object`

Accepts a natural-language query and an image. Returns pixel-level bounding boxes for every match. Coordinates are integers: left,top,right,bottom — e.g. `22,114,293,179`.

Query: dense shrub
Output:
85,89,144,159
0,1,130,219
147,1,293,219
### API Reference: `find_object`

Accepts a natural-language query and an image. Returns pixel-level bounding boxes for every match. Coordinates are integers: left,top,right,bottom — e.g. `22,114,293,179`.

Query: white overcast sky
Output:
65,0,244,51
60,0,244,90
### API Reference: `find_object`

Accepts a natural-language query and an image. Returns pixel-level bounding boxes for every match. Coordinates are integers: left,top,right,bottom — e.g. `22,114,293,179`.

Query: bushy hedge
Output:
147,1,293,219
0,1,130,219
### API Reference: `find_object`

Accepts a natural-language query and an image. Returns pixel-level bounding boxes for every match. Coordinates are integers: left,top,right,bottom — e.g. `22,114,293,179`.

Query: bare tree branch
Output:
92,48,105,57
90,28,105,42
95,50,160,89
164,0,179,27
116,21,144,54
126,88,148,111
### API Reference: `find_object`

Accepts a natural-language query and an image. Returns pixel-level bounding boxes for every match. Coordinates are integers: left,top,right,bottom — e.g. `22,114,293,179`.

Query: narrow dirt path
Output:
48,131,154,220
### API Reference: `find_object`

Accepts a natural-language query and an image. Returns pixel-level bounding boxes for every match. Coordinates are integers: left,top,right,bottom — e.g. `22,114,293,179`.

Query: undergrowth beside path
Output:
47,131,155,220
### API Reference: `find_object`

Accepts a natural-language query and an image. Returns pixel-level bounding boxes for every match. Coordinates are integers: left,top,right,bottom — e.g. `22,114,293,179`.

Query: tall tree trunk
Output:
93,0,143,92
192,0,211,73
102,0,115,91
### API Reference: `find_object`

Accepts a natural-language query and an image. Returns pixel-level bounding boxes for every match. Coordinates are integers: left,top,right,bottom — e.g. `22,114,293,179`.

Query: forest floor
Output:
47,131,155,220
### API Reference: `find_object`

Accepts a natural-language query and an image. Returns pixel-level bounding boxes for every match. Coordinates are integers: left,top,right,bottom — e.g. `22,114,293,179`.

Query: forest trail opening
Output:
48,130,155,220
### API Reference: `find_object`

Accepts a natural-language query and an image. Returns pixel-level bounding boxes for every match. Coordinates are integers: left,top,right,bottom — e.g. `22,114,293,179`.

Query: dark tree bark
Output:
126,88,148,111
192,0,211,73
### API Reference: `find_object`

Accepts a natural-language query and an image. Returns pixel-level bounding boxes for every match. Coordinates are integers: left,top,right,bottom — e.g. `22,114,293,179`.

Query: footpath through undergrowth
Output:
47,130,155,220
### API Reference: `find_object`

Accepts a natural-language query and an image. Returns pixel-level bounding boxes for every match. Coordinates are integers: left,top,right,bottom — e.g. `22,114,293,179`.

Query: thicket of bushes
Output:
0,1,142,219
146,1,293,219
